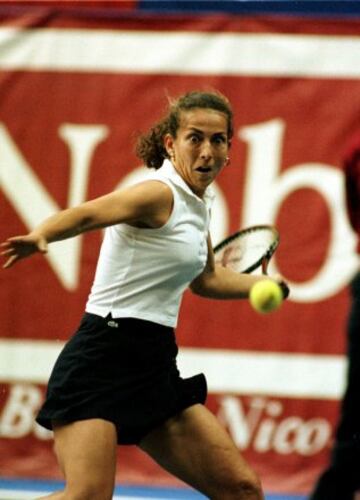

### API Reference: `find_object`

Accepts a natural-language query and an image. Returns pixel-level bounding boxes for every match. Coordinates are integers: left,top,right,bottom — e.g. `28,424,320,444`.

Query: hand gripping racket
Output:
213,224,289,298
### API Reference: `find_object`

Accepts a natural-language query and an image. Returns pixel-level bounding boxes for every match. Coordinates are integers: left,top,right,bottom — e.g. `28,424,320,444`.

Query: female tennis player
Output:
1,91,285,500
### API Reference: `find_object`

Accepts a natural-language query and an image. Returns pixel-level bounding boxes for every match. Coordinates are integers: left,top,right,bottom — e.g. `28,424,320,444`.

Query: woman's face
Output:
164,108,230,198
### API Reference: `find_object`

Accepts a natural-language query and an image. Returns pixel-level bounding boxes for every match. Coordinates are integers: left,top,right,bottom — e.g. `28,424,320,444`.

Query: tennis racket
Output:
213,224,289,298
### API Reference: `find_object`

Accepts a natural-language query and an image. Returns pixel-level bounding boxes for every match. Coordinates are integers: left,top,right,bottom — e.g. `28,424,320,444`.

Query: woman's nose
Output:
200,141,213,160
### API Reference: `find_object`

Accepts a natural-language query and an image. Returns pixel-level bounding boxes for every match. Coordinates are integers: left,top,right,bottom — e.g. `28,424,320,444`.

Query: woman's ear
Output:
164,133,174,158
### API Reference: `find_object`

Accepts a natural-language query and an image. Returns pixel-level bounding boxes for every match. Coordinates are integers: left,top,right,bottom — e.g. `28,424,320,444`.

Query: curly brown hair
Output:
136,90,233,169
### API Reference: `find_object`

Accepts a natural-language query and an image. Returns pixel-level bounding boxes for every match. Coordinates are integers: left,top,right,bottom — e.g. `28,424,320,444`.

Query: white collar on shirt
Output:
158,159,215,208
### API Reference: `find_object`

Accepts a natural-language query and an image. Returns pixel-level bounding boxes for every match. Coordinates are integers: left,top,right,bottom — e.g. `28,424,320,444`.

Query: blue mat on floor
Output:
0,477,307,499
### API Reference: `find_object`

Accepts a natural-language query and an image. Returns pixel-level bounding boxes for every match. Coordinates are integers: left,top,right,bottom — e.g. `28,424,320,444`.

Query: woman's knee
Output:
210,470,263,500
234,475,263,500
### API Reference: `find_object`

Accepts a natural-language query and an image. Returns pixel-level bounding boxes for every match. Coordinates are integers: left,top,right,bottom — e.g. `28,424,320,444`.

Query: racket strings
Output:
215,228,278,273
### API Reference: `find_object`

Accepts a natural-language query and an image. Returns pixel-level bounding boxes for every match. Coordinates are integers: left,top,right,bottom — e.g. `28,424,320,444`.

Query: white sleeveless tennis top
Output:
85,160,214,327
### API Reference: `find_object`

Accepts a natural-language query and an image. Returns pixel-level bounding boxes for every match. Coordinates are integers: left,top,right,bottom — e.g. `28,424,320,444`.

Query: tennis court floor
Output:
0,478,307,500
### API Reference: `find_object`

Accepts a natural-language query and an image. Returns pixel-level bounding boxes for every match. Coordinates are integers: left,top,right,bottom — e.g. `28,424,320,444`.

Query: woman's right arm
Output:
1,180,173,268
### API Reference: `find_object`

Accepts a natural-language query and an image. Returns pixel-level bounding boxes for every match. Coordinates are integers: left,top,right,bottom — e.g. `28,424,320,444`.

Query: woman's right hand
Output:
1,234,48,269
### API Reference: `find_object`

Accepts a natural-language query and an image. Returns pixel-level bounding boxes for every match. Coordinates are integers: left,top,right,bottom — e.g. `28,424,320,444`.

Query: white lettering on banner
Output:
0,123,109,290
0,384,331,454
218,396,331,456
0,384,52,440
2,119,358,299
240,119,359,301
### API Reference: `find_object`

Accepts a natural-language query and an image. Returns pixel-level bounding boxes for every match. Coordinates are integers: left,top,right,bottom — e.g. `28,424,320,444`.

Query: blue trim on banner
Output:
138,1,360,17
0,477,307,500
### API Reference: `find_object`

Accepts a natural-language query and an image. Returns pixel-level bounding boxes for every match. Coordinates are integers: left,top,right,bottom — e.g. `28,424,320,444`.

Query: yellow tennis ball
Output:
249,280,283,314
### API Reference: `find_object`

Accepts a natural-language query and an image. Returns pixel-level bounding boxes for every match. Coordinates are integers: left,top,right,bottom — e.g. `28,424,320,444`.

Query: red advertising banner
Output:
1,8,359,495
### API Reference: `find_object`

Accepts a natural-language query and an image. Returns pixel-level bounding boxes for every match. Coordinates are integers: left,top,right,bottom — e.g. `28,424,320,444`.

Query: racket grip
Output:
261,257,269,275
279,281,290,300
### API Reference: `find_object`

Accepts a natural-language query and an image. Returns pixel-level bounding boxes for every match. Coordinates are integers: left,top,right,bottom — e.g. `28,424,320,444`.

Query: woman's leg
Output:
36,418,117,500
139,404,263,500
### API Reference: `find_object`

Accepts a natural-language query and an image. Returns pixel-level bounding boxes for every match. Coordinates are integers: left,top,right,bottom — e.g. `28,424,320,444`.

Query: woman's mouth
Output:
196,166,212,173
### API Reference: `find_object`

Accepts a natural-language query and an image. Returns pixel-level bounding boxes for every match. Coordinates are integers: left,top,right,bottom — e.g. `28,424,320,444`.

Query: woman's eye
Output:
190,135,200,144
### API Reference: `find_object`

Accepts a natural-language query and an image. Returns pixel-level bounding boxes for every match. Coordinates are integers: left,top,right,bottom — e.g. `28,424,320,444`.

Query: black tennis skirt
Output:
36,313,207,445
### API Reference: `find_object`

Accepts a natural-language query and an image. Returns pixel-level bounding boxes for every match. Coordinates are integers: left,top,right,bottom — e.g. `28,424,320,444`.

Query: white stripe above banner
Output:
0,28,359,78
0,339,346,400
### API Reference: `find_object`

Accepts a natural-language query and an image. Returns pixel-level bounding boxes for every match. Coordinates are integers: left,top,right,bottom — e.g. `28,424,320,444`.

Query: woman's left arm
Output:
190,235,283,299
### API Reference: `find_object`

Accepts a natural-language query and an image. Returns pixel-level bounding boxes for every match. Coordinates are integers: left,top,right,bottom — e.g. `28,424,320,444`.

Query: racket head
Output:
213,224,280,274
